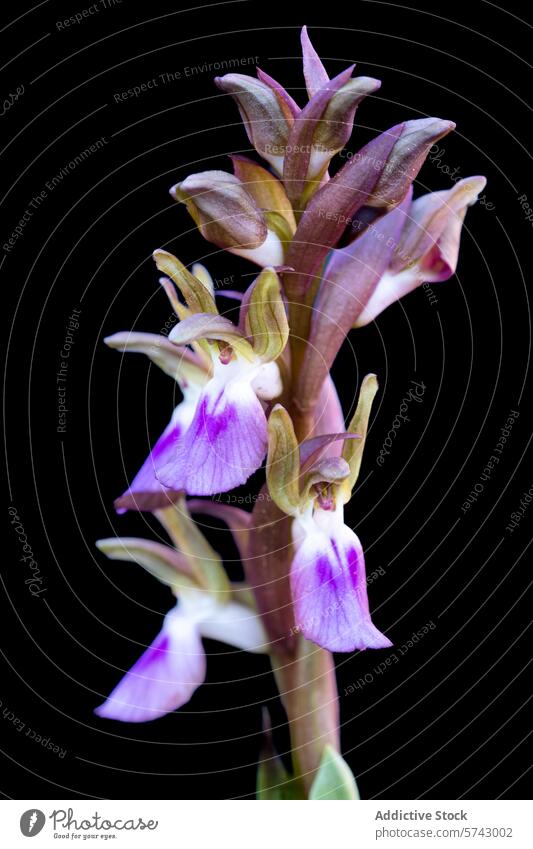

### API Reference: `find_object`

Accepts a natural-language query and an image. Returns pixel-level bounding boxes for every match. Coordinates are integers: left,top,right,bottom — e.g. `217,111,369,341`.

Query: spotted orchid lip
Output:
290,508,392,653
157,361,269,496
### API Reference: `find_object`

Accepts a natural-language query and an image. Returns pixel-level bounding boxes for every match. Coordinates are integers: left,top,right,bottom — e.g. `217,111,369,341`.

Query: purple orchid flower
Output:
355,175,488,326
96,595,267,722
95,509,267,722
151,256,289,495
108,259,288,504
265,375,390,653
290,503,391,652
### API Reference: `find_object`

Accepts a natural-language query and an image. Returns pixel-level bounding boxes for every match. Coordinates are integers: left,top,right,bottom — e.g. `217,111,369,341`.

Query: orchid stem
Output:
272,640,340,795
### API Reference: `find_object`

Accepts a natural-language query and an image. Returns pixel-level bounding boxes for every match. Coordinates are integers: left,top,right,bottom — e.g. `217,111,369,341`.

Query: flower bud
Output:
310,76,381,172
171,170,285,266
215,74,294,173
283,69,381,206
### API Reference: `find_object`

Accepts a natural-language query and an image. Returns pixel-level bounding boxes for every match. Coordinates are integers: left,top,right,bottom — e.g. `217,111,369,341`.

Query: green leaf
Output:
309,745,360,800
256,759,305,800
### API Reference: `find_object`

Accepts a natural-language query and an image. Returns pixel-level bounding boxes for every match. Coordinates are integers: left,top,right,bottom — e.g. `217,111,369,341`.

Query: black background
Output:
2,0,532,800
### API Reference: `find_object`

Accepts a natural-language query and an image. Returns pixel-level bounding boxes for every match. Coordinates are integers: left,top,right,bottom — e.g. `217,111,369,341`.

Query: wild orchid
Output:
95,501,268,722
97,26,485,799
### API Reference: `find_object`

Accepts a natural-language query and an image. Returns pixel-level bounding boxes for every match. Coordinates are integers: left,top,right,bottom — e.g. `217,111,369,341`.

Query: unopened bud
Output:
172,170,285,266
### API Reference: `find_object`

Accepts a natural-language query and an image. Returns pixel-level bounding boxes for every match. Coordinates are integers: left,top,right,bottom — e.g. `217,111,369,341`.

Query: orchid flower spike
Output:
266,375,391,653
171,170,286,267
94,502,268,722
153,251,289,495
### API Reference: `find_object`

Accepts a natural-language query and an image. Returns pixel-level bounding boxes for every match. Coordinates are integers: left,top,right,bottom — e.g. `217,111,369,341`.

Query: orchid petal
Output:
250,360,283,400
231,155,296,233
168,312,255,360
95,536,199,592
153,250,217,315
243,267,289,361
200,600,269,653
341,374,379,496
230,228,285,267
114,400,197,514
191,262,215,295
266,404,301,516
355,267,422,325
283,66,354,203
159,363,268,495
104,332,209,386
299,434,358,476
215,74,293,173
95,608,206,722
155,499,231,597
355,176,486,325
284,72,381,206
291,513,391,652
390,175,487,278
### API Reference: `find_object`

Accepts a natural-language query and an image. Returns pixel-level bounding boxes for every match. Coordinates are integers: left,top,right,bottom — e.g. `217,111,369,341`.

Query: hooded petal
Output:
95,607,206,722
114,399,197,513
290,510,391,652
171,170,268,251
389,176,487,278
354,267,423,326
214,74,293,173
355,176,486,326
159,359,268,495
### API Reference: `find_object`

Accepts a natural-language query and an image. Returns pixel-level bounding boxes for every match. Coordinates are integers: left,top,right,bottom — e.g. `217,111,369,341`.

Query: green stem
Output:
272,639,340,795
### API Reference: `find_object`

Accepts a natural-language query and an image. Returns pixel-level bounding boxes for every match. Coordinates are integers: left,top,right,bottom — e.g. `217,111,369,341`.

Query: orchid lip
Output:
157,357,269,496
290,506,392,653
